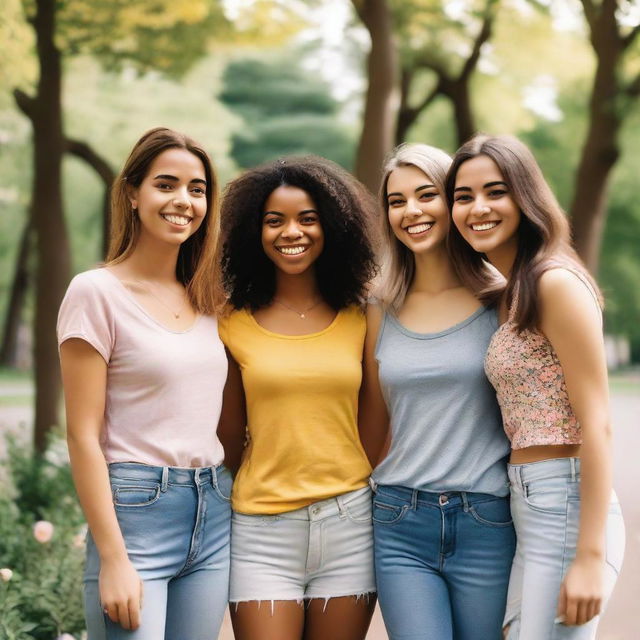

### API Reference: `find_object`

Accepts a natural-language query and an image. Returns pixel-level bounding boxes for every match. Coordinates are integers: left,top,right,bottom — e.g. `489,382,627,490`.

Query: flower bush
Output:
0,434,86,639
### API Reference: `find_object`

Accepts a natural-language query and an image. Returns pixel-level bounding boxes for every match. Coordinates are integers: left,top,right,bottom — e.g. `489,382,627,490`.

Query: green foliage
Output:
0,435,86,639
220,55,356,168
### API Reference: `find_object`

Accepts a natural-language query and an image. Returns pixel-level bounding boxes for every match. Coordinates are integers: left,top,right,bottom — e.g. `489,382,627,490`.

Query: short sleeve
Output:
57,272,115,363
217,314,230,349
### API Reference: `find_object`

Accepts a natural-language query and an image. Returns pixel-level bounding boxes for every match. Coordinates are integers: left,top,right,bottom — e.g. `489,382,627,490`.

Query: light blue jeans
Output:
504,458,625,639
373,485,515,639
84,463,232,639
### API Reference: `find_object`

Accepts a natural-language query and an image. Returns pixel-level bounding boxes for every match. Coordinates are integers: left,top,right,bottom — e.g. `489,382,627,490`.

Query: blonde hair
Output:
107,127,223,314
375,143,452,310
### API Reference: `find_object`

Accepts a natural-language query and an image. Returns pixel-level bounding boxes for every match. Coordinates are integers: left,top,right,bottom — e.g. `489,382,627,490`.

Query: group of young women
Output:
58,126,624,640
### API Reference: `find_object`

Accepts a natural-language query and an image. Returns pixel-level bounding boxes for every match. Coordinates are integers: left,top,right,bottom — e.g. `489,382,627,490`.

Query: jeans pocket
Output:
605,505,625,575
372,500,408,525
468,497,513,527
523,478,568,515
344,494,373,525
232,512,280,527
112,483,161,508
213,466,232,502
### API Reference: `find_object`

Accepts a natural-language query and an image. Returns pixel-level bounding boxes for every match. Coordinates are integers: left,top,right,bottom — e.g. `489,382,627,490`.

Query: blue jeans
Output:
505,458,625,639
373,485,515,640
84,463,232,639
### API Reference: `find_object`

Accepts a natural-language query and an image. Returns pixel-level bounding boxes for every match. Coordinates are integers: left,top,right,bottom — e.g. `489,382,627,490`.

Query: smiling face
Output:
451,154,521,264
129,148,208,247
386,164,449,254
261,185,324,276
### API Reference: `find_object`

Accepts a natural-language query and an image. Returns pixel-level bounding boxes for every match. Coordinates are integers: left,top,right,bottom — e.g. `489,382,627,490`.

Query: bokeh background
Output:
0,0,638,638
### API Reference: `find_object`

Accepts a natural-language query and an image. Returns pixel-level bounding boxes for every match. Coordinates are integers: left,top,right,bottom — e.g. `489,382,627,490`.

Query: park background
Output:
0,0,638,638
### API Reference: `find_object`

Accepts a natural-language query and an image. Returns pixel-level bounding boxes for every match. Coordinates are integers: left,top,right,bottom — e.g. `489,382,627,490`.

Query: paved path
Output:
1,383,637,638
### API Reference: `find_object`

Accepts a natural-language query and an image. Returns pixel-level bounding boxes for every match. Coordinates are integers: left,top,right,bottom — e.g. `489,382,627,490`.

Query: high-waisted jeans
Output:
504,458,625,639
372,484,515,639
84,462,232,639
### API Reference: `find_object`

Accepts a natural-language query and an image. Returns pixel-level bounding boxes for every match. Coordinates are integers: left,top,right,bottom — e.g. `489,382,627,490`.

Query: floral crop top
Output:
484,267,599,450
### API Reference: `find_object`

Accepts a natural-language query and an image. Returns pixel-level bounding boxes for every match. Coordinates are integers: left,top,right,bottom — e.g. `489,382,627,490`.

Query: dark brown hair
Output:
107,127,222,314
445,134,601,331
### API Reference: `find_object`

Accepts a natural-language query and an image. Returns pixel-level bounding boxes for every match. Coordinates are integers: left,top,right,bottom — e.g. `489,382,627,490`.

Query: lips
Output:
404,222,435,235
275,245,309,255
161,213,192,226
470,221,500,231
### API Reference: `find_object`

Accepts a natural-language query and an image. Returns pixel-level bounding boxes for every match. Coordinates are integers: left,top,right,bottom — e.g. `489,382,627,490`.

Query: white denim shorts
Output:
229,486,375,603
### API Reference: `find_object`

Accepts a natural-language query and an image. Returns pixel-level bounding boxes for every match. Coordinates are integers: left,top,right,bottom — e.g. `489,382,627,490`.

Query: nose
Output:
282,220,303,240
406,197,421,217
470,198,490,216
173,187,191,209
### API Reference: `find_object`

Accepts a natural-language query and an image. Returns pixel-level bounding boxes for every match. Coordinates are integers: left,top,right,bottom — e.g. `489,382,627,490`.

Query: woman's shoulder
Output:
64,267,115,301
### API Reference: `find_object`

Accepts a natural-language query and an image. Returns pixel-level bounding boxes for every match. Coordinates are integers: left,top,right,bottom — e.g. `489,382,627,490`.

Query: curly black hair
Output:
221,156,379,311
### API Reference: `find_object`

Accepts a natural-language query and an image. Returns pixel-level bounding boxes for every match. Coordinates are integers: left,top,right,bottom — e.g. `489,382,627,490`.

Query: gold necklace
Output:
133,279,187,319
273,297,322,319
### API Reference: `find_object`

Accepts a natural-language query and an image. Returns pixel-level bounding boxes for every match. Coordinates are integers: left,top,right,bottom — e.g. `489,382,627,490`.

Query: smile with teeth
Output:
471,221,500,232
405,222,434,235
161,214,192,226
276,245,309,255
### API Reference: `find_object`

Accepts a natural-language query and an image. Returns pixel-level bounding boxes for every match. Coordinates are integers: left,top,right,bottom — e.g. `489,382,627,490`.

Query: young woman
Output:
358,143,515,640
216,156,378,640
58,128,231,639
447,134,625,639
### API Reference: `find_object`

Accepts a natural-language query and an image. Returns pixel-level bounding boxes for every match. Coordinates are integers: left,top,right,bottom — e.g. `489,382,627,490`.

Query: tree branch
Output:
579,0,597,31
459,0,497,81
65,137,115,185
13,89,36,121
622,23,640,50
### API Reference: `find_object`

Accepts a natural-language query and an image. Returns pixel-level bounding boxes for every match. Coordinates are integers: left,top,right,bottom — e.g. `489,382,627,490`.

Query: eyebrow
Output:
153,174,207,186
454,180,508,193
387,184,436,198
263,209,319,216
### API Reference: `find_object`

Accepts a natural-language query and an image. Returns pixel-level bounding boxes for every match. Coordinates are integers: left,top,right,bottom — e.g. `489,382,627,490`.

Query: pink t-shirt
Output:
57,268,227,468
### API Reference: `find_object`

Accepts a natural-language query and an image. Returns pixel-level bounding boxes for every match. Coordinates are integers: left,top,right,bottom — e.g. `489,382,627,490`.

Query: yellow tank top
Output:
218,306,371,514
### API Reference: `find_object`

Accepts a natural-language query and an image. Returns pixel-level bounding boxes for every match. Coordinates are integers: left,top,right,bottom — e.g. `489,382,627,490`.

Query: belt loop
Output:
411,490,417,511
161,466,169,492
336,494,346,517
461,492,469,512
518,465,525,491
368,477,377,493
570,458,576,482
211,465,218,488
194,467,201,484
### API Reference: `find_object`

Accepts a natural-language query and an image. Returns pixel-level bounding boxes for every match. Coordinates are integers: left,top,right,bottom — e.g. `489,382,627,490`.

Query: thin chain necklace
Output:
273,297,322,319
133,279,187,319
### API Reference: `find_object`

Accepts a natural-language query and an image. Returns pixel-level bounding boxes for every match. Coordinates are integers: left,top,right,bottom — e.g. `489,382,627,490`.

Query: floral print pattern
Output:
485,321,582,450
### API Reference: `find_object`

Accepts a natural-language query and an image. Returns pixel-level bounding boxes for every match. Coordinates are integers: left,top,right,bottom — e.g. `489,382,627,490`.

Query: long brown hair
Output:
107,127,222,314
445,134,601,331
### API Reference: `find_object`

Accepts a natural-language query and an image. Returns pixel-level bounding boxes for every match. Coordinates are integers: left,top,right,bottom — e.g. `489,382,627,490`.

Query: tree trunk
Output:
353,0,399,193
0,222,32,367
66,138,115,258
26,0,71,453
449,80,475,147
569,2,622,274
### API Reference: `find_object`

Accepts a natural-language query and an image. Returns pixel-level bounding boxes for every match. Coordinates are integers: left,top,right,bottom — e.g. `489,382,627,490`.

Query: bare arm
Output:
539,269,611,627
358,303,390,467
216,349,247,475
60,338,142,630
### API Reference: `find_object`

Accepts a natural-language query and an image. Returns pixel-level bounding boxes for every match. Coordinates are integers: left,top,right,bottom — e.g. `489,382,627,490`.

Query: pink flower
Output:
0,568,13,582
33,520,54,543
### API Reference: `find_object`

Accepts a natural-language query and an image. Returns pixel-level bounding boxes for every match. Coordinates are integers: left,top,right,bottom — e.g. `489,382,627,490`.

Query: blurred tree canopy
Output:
220,56,355,168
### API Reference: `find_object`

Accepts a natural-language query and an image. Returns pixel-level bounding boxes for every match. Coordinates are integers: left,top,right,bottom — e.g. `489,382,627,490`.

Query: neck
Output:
486,241,517,279
124,235,181,283
274,269,321,304
410,246,461,294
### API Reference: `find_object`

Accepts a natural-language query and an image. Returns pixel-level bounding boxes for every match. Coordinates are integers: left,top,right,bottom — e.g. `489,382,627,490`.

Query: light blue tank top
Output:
372,306,510,496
